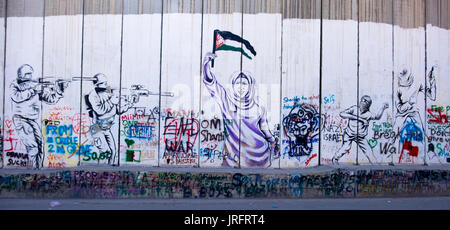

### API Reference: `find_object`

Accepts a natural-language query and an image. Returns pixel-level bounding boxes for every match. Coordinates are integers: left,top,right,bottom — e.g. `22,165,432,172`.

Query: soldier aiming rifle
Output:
10,64,71,169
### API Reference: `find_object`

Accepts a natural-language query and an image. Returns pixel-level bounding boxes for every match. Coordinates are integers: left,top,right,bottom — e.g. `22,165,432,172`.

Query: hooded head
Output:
228,71,256,109
360,95,372,113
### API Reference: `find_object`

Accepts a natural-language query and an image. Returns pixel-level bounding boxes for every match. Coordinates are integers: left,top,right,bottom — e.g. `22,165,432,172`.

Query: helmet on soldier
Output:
93,73,108,87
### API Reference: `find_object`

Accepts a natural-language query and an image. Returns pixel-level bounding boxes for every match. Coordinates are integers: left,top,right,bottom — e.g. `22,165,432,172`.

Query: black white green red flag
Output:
212,30,257,62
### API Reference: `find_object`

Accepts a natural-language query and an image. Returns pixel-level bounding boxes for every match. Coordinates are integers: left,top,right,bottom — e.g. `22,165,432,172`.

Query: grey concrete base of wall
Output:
0,165,449,199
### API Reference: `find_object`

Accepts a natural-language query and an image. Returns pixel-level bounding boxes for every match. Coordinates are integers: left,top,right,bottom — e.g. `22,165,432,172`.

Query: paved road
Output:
1,197,449,210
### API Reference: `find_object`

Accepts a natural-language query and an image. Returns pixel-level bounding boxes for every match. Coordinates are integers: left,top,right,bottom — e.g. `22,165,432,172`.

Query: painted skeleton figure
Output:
202,52,279,168
391,67,437,164
10,64,68,169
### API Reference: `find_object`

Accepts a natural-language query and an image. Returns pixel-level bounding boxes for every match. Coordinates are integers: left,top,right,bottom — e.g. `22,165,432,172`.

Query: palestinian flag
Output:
213,30,257,60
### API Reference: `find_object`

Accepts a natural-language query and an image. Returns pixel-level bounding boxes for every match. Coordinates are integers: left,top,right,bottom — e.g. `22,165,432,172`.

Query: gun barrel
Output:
160,92,174,97
72,76,98,81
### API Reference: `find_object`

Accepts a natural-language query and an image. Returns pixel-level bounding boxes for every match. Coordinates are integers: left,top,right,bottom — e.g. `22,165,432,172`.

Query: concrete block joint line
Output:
0,0,449,193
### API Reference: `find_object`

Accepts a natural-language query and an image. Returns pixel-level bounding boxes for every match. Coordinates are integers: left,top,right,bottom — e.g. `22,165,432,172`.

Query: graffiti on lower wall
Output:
426,104,450,163
0,169,448,198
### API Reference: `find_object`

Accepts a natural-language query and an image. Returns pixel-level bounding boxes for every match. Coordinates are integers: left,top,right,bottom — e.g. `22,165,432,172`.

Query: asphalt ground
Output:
1,197,449,210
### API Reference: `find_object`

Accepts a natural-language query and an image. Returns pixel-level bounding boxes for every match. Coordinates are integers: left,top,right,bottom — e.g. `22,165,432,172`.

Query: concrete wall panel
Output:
280,0,321,168
0,0,5,168
119,0,162,167
392,0,426,165
241,0,282,168
159,0,202,167
321,0,358,165
42,0,83,168
425,0,450,165
358,0,393,165
3,0,44,169
80,0,123,166
200,0,243,168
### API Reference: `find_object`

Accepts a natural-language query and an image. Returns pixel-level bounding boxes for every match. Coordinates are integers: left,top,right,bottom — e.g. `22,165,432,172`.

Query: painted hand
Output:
203,52,217,64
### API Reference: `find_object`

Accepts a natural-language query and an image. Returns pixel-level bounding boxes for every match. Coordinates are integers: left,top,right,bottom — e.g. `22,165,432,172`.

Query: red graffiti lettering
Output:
305,153,318,166
427,108,449,124
163,117,199,154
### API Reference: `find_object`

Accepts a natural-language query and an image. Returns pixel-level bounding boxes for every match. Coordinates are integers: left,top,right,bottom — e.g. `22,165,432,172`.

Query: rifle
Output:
127,85,174,103
36,77,71,93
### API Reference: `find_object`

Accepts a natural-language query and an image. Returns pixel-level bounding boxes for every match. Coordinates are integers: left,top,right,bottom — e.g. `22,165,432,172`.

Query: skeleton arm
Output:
426,67,437,101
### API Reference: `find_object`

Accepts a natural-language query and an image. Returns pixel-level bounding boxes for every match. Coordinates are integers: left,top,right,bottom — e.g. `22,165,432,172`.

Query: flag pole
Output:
212,30,218,68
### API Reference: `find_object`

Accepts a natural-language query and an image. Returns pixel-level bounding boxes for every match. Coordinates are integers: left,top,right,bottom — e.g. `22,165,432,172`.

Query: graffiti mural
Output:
332,96,389,165
82,73,137,165
203,51,279,168
8,64,69,169
391,67,437,164
0,0,449,170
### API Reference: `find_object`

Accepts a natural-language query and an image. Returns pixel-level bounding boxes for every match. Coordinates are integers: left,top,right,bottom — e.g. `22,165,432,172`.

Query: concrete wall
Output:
0,0,449,170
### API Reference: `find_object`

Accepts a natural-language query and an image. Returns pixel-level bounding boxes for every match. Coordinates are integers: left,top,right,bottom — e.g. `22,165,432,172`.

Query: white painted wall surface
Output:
392,26,426,165
3,17,44,169
159,13,202,167
425,25,450,164
119,13,161,166
42,15,83,168
80,14,123,166
321,19,358,165
280,19,321,168
241,13,282,168
200,12,242,168
358,22,393,165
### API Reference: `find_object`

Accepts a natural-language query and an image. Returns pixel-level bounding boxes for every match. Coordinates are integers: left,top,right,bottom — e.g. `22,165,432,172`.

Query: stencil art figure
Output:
390,67,437,165
85,73,136,166
332,96,389,165
10,64,68,169
203,52,279,168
